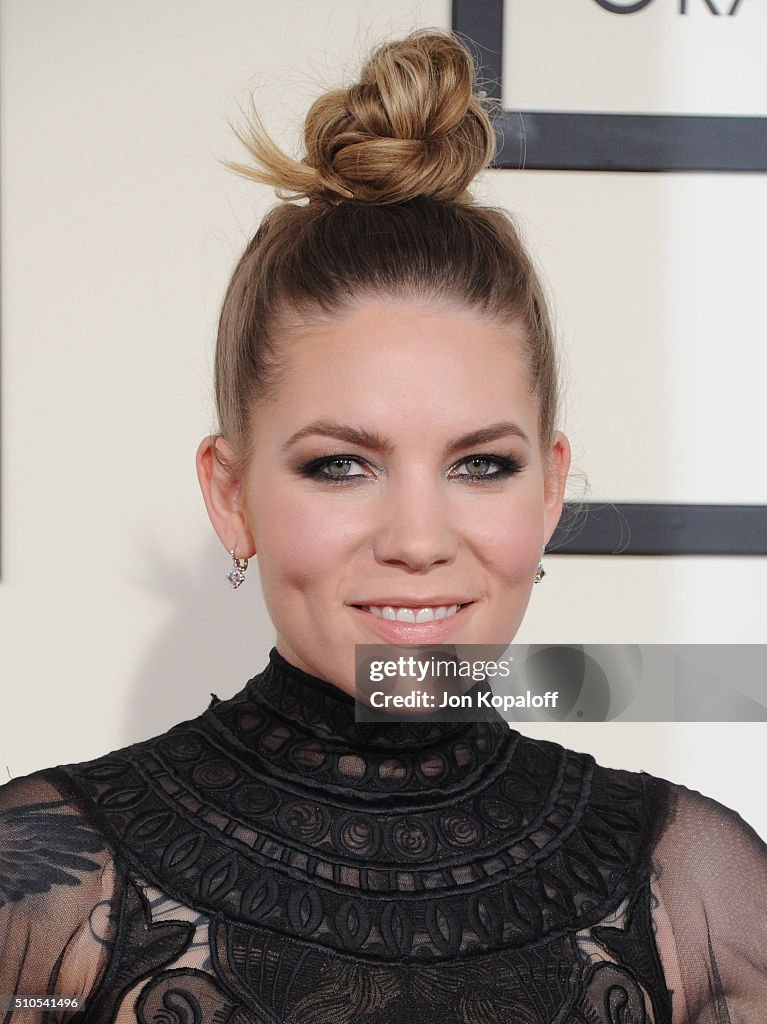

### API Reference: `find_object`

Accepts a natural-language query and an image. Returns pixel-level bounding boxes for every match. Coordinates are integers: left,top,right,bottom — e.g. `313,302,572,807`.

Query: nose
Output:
372,472,459,570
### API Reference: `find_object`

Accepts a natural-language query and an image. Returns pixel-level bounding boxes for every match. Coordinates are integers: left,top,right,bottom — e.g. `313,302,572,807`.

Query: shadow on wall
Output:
124,537,275,744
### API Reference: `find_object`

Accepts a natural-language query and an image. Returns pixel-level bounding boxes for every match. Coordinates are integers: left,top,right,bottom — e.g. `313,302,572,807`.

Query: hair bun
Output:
227,29,498,206
304,30,498,204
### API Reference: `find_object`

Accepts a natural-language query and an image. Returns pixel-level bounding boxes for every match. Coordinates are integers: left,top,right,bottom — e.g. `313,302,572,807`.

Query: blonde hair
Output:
215,29,558,477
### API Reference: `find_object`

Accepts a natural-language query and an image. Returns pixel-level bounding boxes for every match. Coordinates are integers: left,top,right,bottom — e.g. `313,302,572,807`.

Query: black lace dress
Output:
2,648,766,1022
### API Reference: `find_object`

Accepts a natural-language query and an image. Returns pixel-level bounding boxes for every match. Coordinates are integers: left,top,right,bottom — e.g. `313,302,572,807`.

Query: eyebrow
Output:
281,419,531,456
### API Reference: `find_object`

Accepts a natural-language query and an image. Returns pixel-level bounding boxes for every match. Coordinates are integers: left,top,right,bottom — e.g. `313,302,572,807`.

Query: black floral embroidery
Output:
81,879,195,1023
136,968,247,1024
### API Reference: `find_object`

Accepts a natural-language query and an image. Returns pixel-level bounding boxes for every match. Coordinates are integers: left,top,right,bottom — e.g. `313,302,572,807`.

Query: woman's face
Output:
204,297,570,695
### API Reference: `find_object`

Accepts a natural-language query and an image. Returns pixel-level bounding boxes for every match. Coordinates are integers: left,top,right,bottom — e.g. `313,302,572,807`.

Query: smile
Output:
355,603,470,623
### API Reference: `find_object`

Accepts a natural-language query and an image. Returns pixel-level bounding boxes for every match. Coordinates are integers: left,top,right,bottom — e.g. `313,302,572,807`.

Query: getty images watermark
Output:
354,644,767,723
364,652,557,713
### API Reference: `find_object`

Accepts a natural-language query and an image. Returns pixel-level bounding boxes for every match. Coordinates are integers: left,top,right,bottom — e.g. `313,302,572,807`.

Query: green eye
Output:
298,454,371,483
326,459,354,478
463,458,494,477
451,454,524,481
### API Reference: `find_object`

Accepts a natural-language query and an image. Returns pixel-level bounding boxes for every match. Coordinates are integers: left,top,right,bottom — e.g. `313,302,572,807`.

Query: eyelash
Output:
297,453,525,484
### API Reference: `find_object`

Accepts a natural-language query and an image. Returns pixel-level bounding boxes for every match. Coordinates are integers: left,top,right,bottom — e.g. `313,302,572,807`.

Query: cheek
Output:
253,492,360,590
462,491,545,580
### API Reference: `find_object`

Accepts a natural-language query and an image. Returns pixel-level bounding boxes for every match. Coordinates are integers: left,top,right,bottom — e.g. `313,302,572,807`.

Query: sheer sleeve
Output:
0,770,118,1021
650,782,767,1023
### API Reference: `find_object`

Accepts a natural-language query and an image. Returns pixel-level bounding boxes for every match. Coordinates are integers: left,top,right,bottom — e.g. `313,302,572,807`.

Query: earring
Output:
534,558,546,584
227,547,249,589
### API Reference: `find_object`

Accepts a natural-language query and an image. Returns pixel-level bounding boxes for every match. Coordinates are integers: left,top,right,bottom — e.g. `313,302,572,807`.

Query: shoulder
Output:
511,742,767,1018
509,729,675,837
0,766,116,908
0,767,111,889
652,778,767,895
509,731,760,852
0,768,118,999
501,731,676,915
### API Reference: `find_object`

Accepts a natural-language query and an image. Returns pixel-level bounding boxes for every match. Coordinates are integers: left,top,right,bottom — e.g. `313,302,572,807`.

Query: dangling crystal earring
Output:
227,547,249,589
534,555,546,584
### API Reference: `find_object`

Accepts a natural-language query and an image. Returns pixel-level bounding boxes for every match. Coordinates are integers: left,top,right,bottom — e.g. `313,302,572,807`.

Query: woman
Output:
1,28,765,1024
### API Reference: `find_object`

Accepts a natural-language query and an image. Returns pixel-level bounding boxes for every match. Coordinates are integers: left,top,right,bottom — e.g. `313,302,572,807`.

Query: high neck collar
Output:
241,647,505,751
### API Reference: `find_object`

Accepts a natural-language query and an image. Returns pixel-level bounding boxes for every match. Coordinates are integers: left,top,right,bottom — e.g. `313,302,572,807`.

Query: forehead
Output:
254,297,537,436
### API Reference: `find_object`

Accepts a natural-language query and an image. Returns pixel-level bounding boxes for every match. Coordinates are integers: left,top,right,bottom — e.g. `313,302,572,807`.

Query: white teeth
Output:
364,604,462,622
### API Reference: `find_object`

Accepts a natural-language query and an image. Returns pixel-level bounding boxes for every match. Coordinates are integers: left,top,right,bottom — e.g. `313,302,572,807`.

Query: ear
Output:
195,435,256,558
542,430,571,546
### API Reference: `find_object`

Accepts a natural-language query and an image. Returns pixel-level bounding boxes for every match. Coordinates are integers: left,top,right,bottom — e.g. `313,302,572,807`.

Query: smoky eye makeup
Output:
295,451,527,485
449,453,526,481
296,454,374,483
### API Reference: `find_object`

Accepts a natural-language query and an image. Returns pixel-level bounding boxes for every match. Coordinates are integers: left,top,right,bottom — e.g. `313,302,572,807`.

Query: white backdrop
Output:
1,0,765,839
